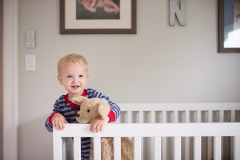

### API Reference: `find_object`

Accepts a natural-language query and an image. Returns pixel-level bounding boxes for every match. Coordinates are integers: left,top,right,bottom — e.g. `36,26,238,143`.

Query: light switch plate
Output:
26,30,35,48
25,55,36,71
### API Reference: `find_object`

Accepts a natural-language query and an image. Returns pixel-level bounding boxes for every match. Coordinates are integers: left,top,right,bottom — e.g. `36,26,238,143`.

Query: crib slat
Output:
185,110,190,123
162,111,167,160
185,111,190,160
214,136,221,160
197,111,201,123
174,111,178,123
231,110,236,160
162,111,167,123
151,111,155,123
233,136,240,160
151,111,156,160
208,110,212,122
208,110,213,160
127,111,132,123
154,137,161,160
151,138,154,160
139,111,143,123
219,110,224,159
185,137,190,160
94,137,101,160
74,137,81,160
138,111,144,159
173,110,179,160
53,129,63,160
219,110,224,122
194,137,201,160
134,137,141,160
114,137,121,160
174,137,181,160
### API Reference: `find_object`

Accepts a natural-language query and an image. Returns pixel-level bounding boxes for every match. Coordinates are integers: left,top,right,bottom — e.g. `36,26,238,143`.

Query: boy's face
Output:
58,62,89,98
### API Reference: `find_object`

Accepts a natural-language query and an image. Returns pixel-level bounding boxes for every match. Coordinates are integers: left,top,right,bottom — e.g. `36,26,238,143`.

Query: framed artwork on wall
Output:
218,0,240,53
60,0,136,34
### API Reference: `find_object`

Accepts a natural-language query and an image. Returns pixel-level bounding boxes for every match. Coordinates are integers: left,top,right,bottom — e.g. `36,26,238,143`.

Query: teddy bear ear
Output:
98,99,110,121
72,96,87,105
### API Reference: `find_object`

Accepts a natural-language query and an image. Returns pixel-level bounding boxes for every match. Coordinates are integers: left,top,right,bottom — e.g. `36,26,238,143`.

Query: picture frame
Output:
218,0,240,53
60,0,136,34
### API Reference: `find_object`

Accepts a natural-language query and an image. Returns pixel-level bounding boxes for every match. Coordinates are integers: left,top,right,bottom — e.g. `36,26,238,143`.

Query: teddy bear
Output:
72,96,134,160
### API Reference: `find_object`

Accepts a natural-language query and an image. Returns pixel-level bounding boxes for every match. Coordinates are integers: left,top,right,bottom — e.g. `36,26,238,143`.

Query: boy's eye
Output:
79,75,84,78
67,75,72,78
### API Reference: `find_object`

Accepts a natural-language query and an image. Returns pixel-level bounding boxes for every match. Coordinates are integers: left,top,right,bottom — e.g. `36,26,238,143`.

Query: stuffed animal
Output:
72,96,134,160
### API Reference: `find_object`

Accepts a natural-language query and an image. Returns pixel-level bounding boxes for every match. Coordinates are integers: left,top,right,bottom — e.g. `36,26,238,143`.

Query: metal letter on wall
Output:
169,0,186,26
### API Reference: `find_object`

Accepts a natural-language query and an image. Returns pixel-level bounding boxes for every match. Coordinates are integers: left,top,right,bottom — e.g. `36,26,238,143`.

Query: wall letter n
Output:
169,0,186,26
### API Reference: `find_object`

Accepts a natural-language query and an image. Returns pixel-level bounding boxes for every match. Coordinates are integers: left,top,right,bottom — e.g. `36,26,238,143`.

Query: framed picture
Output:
60,0,136,34
218,0,240,53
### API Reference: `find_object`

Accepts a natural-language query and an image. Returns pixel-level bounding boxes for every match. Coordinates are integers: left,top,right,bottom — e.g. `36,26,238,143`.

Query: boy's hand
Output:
52,113,68,130
90,116,110,132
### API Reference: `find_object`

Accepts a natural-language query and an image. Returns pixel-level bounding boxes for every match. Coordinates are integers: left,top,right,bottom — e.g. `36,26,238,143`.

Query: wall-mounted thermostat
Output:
26,30,35,48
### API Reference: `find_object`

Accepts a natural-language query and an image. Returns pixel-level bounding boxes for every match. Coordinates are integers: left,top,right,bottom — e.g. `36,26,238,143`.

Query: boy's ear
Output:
98,99,110,121
72,96,87,105
57,76,63,85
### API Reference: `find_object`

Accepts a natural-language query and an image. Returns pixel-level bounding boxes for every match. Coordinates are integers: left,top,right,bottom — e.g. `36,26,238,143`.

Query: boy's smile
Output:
72,85,79,88
71,85,80,89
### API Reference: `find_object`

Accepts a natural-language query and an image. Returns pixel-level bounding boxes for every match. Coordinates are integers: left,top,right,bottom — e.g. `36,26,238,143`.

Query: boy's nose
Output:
73,79,79,83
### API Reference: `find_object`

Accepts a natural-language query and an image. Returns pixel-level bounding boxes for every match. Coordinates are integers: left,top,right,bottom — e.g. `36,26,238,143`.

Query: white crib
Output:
53,103,240,160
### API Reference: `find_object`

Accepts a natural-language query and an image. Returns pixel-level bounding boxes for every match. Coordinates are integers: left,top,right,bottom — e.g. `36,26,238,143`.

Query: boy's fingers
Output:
58,121,64,130
90,123,95,132
52,121,63,130
91,123,99,132
52,121,59,130
96,125,100,132
54,123,59,130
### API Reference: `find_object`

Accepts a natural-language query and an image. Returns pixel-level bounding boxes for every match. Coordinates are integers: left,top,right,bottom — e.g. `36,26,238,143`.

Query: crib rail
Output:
117,103,240,123
117,103,240,160
53,103,240,160
53,123,240,160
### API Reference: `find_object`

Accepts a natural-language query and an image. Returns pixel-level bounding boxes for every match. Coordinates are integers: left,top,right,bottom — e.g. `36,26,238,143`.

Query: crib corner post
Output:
53,127,63,160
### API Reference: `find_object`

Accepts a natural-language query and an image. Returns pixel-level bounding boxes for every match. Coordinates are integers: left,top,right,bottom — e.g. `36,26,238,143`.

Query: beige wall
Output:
17,0,240,160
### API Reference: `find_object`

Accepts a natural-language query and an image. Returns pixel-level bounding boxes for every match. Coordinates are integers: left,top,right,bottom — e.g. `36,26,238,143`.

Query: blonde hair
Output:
57,53,88,76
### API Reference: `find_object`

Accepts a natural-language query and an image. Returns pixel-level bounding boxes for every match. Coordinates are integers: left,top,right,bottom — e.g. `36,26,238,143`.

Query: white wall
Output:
18,0,240,160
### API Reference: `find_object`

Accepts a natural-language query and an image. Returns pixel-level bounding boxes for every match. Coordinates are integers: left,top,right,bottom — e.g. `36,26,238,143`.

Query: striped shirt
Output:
45,88,121,160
